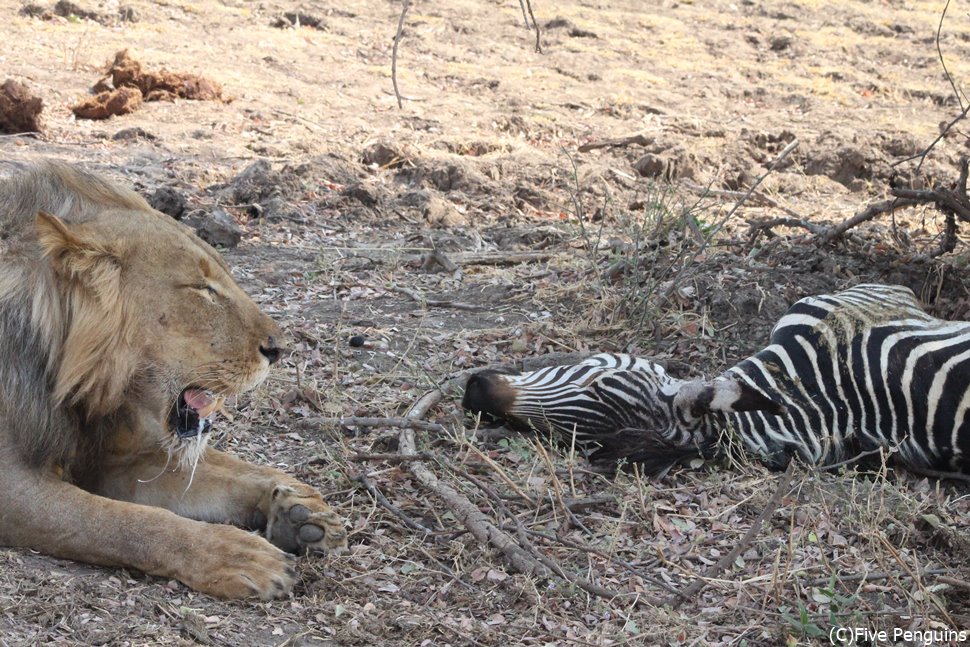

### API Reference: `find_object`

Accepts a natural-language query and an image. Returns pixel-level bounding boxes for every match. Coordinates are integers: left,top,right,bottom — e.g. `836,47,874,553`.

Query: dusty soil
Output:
3,0,970,645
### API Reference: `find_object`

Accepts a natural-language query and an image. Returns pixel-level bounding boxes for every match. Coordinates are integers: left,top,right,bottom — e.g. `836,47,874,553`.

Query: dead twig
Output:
511,519,659,606
348,452,433,463
309,416,446,433
668,461,796,609
523,0,541,53
819,157,970,253
465,470,661,606
391,0,410,109
351,472,435,536
436,251,557,266
392,285,484,311
399,390,549,576
817,197,922,243
688,182,808,224
578,133,652,153
508,525,680,598
806,567,949,587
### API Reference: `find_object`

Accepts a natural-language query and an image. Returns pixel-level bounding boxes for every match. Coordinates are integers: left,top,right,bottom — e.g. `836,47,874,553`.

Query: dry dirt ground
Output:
3,0,970,645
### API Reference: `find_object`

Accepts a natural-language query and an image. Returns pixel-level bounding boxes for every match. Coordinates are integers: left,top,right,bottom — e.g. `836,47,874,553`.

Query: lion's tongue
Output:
184,389,221,418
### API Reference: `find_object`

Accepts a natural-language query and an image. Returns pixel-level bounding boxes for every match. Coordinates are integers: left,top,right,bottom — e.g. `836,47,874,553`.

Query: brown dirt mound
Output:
0,79,43,134
71,86,142,120
104,49,223,102
73,50,224,120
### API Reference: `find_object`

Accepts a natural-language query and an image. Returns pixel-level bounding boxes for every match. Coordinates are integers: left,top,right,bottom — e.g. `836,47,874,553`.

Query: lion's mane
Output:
0,163,151,468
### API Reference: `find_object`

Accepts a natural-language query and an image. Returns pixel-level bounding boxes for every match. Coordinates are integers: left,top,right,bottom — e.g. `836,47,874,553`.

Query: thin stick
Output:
464,443,538,507
578,133,652,153
516,0,530,28
466,470,662,606
308,416,446,433
348,451,433,463
351,472,434,535
818,197,921,242
391,0,411,109
523,0,541,53
668,462,796,609
806,567,949,587
510,525,681,597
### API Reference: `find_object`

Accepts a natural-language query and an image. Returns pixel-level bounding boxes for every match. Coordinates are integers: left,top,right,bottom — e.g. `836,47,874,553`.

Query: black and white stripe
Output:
462,284,970,475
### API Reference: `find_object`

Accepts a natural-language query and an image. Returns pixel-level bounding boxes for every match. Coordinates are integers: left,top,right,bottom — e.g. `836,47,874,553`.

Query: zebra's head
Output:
462,353,783,475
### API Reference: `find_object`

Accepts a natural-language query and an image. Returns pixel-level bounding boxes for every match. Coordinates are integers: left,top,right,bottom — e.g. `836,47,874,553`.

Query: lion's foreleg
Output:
94,448,347,554
0,464,297,599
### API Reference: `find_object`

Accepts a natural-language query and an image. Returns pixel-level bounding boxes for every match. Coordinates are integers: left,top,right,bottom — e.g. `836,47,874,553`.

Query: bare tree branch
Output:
391,0,411,109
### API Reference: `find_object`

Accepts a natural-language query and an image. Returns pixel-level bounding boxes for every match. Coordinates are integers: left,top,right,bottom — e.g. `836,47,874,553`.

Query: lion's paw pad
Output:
267,486,348,555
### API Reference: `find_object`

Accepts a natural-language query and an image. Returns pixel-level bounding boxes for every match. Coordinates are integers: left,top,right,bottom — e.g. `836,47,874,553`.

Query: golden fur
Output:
0,162,347,599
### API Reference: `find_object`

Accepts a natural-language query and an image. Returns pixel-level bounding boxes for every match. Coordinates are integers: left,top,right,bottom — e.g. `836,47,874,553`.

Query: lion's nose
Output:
260,336,282,364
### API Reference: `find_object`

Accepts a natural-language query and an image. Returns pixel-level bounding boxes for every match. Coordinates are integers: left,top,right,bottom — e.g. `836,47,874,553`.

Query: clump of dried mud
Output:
72,50,223,120
0,79,43,134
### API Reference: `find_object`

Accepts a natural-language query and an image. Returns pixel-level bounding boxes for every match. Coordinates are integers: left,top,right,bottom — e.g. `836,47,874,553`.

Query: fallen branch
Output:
668,461,796,609
466,469,660,606
399,390,549,576
509,525,679,599
578,133,652,153
348,451,433,463
806,567,949,587
308,416,446,433
391,285,483,311
817,197,921,243
441,251,557,267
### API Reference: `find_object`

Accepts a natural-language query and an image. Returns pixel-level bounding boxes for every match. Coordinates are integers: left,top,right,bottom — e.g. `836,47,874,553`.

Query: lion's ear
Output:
36,211,123,299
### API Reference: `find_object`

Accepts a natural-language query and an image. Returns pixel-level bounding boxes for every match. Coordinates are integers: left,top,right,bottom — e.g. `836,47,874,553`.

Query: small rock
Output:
112,126,156,141
568,27,597,38
342,182,378,206
362,142,404,169
190,208,242,248
229,159,282,204
271,11,326,30
19,4,51,19
148,187,188,219
769,34,793,51
397,190,466,227
53,0,104,22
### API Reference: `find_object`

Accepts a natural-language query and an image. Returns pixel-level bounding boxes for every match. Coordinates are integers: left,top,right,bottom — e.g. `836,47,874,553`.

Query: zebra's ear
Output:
675,376,784,419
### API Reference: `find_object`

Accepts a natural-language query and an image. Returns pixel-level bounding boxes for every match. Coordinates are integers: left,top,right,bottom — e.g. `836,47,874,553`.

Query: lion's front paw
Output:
185,524,296,600
266,485,348,555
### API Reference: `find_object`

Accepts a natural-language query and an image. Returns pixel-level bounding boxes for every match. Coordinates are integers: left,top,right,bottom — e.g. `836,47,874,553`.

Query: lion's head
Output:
0,162,281,465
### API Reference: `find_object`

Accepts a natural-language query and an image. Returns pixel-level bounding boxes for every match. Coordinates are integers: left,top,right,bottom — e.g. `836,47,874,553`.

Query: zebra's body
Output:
462,284,970,476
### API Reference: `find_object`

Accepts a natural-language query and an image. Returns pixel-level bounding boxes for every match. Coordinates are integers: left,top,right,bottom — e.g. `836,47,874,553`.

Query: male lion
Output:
0,161,347,599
